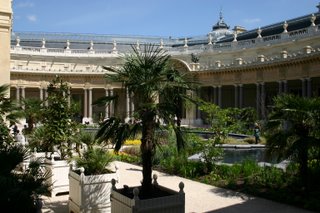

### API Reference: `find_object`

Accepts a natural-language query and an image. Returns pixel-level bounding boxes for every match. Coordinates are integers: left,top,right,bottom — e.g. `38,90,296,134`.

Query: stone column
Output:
67,88,71,106
256,83,261,117
21,87,25,109
109,89,114,117
88,88,92,121
239,84,243,108
213,86,217,105
83,89,88,118
44,89,48,106
130,92,134,118
210,87,214,104
261,83,266,119
218,86,222,107
125,88,130,122
39,87,43,101
105,89,110,119
283,80,288,93
234,85,238,108
307,78,312,97
21,87,25,99
16,86,20,102
301,79,306,97
278,81,283,94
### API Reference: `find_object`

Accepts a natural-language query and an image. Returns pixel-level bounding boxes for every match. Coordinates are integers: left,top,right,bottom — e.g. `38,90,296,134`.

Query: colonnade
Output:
203,77,315,120
11,76,316,125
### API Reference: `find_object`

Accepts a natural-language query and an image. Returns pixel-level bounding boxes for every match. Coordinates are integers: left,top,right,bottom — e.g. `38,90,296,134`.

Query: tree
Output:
41,76,78,159
265,94,320,184
96,44,197,194
21,98,43,134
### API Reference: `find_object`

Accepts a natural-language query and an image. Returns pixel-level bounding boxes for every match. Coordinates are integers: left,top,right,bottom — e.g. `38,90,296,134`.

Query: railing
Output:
11,25,319,57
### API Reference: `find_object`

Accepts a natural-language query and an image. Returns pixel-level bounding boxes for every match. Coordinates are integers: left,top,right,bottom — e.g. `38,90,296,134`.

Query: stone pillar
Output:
261,83,266,119
109,89,114,117
39,87,43,101
0,0,12,91
234,85,238,108
213,86,217,105
283,80,288,93
130,92,134,118
218,86,222,107
44,89,48,106
278,81,283,94
21,87,25,109
88,88,92,121
21,87,25,99
84,89,88,118
301,79,306,97
105,89,109,119
239,84,243,108
256,83,261,117
16,86,20,102
125,88,130,122
307,78,312,97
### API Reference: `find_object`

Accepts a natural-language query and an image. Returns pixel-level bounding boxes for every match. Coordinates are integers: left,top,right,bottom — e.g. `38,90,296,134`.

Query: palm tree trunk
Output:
140,111,155,195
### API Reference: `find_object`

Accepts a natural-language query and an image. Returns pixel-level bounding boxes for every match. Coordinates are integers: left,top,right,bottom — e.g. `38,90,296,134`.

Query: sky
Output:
12,0,319,38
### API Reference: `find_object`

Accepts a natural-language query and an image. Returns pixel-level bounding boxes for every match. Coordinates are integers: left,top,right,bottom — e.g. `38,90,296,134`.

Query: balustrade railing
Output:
10,23,320,74
11,25,319,57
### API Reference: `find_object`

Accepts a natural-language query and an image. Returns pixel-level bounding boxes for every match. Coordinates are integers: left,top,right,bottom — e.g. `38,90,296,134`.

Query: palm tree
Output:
21,98,43,134
265,94,320,183
96,45,197,194
0,84,22,144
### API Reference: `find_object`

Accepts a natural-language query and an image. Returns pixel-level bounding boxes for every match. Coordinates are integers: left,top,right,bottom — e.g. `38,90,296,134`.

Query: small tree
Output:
96,45,197,195
41,76,78,159
21,98,43,134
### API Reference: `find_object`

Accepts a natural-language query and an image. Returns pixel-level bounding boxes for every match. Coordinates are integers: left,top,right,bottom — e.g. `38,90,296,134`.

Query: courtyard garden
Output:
0,45,319,212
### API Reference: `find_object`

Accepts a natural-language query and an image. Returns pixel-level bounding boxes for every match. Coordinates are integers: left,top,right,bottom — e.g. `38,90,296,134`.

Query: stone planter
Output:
110,175,185,213
45,156,70,197
69,165,119,213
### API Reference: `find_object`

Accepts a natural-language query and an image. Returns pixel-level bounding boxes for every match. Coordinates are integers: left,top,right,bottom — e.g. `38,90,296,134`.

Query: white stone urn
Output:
69,165,119,213
110,174,185,213
190,62,200,71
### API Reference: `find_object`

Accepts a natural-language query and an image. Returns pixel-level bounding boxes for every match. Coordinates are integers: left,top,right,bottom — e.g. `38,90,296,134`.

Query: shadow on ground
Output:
204,196,312,213
42,195,68,213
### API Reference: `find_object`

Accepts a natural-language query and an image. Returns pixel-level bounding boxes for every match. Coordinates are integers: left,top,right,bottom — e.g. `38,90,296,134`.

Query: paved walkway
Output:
41,161,314,213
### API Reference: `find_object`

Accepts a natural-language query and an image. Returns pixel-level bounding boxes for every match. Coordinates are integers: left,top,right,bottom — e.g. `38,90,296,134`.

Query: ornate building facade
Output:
0,0,12,87
5,2,320,126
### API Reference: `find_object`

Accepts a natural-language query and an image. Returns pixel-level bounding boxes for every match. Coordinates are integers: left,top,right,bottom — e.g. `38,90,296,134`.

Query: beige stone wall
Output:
0,0,12,87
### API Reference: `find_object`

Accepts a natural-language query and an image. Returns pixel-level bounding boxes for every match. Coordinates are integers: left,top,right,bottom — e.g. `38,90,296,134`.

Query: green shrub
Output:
74,147,114,175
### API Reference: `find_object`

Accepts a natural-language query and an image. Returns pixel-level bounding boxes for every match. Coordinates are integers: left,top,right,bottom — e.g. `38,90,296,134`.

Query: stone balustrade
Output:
10,24,320,74
11,25,319,57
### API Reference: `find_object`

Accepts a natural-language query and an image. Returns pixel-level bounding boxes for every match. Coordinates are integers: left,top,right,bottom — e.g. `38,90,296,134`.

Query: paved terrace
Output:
42,161,313,213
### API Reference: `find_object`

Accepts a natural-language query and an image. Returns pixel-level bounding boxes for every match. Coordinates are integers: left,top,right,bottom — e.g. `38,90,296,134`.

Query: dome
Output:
212,11,230,30
208,11,233,41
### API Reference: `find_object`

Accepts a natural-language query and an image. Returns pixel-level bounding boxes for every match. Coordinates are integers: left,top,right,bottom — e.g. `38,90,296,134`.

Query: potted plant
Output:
95,45,197,212
39,76,79,197
69,147,119,213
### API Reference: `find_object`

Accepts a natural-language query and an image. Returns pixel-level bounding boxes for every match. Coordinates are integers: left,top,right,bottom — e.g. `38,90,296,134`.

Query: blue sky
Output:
12,0,318,37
